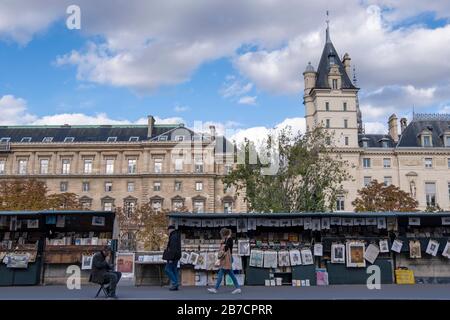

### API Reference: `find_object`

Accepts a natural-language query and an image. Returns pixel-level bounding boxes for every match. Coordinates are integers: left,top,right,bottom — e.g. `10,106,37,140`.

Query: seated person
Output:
90,245,122,298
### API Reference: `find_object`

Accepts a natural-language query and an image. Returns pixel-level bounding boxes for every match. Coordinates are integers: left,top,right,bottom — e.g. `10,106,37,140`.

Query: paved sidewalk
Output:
1,283,450,300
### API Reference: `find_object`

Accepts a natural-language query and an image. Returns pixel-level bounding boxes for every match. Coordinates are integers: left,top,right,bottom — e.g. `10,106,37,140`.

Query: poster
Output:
409,240,421,259
301,248,314,265
387,217,398,231
9,216,17,231
391,239,403,253
247,218,257,230
442,242,450,258
346,241,366,268
314,243,323,256
379,239,390,253
237,240,250,256
342,218,353,226
45,216,56,225
236,219,248,233
263,250,278,268
289,249,302,266
311,219,321,231
408,217,421,226
115,252,135,278
321,218,330,230
354,218,365,226
291,218,303,226
426,239,439,256
303,218,312,230
27,219,39,229
92,216,105,226
195,272,208,286
365,218,377,226
330,217,341,226
364,244,380,264
316,269,329,286
278,250,290,267
442,217,450,226
279,219,291,227
232,254,242,270
214,219,224,227
206,252,218,270
81,254,93,270
195,252,207,270
189,252,200,265
6,254,29,268
331,243,345,264
377,217,387,229
180,252,190,264
249,250,264,268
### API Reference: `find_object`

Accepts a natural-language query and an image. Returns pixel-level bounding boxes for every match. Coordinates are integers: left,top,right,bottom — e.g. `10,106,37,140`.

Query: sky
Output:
0,0,450,142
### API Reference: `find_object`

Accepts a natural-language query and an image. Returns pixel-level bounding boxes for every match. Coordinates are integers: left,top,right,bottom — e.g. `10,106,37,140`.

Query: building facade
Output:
0,117,245,214
303,23,450,211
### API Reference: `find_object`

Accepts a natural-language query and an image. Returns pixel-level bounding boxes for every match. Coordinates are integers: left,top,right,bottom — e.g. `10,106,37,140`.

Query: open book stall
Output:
0,210,115,286
168,212,450,286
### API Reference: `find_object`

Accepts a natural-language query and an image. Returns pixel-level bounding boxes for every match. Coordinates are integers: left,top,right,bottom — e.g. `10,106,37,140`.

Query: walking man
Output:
163,225,181,290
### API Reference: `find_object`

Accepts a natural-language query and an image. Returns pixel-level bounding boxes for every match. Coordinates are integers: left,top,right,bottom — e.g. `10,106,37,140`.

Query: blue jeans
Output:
215,268,240,289
165,260,179,287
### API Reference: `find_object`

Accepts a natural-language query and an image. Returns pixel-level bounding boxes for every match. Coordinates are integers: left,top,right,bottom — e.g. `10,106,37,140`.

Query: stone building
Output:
0,116,245,214
303,23,450,211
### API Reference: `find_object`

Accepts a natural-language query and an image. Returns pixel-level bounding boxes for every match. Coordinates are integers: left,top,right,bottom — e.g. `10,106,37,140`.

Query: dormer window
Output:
129,136,139,142
0,137,10,143
445,135,450,147
21,137,32,142
422,135,432,147
361,138,369,148
64,137,75,143
107,136,117,142
158,136,168,141
42,137,53,143
381,140,388,148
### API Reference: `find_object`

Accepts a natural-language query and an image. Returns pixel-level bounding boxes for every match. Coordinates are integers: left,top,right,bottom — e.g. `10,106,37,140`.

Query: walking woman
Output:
207,228,241,294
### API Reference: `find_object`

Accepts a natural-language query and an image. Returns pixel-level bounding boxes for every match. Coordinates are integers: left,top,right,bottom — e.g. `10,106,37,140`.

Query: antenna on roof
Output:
326,10,331,43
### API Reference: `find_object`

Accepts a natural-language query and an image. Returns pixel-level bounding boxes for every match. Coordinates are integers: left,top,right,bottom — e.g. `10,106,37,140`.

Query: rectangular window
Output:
224,202,233,213
158,136,168,141
425,182,436,207
425,158,433,168
107,137,117,142
364,176,372,186
336,196,345,211
363,158,371,168
383,158,391,168
62,159,71,174
445,136,450,147
174,181,182,191
175,158,183,172
84,159,93,174
381,140,389,148
194,158,204,173
332,79,338,89
423,135,432,147
0,160,5,174
21,137,32,142
127,159,137,174
103,202,113,212
127,182,135,192
325,119,330,128
343,102,347,111
193,201,205,213
64,137,75,143
384,176,392,186
153,182,161,192
82,182,90,192
152,200,162,212
195,182,203,191
362,140,368,148
18,159,28,175
344,119,348,128
129,136,139,142
154,159,163,173
40,159,49,174
42,137,53,143
344,137,349,146
106,159,114,174
0,137,10,143
81,201,91,210
325,102,329,111
105,182,113,192
60,181,68,192
448,182,450,202
173,200,184,211
224,164,233,175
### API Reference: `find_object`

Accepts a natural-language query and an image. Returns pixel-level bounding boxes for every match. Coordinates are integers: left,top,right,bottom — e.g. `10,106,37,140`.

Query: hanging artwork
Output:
291,218,303,226
316,269,329,286
81,255,93,270
279,219,291,227
256,218,265,226
195,252,207,270
321,218,330,230
45,216,56,225
346,242,366,268
263,250,278,268
289,249,302,266
236,219,248,233
237,240,250,256
189,252,200,265
115,252,135,278
232,254,243,270
364,244,380,264
331,244,345,264
180,252,190,264
278,250,290,267
249,250,264,268
91,216,105,226
387,217,398,231
379,239,389,253
267,219,280,227
391,239,403,253
377,217,387,229
314,243,323,256
247,218,257,230
311,219,321,231
27,219,39,229
354,218,365,226
408,217,421,226
441,217,450,226
214,219,225,227
442,242,450,259
206,252,218,270
303,218,312,230
341,218,354,226
301,248,314,265
409,240,421,259
426,239,439,256
330,217,341,226
365,218,377,226
9,216,17,231
202,219,214,228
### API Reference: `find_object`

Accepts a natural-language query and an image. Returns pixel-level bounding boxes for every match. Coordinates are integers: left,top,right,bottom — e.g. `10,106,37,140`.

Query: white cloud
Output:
238,96,257,105
0,95,37,125
364,121,387,134
174,105,189,113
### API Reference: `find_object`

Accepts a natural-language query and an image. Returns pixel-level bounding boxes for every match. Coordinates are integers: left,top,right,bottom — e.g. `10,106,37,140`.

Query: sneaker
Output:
207,288,218,294
169,286,179,291
231,288,241,294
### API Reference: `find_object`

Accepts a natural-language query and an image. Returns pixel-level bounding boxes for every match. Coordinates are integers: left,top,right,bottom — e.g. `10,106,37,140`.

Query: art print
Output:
249,250,264,268
442,242,450,258
238,239,250,256
426,239,439,256
27,219,39,229
314,243,323,256
263,250,278,268
278,250,290,267
289,249,302,266
391,239,403,253
346,242,366,268
301,248,314,265
379,239,389,253
81,254,93,270
321,218,330,230
180,252,190,264
189,252,200,265
92,216,105,226
115,252,135,277
408,217,421,226
331,243,345,263
409,240,421,258
364,244,380,264
377,217,387,229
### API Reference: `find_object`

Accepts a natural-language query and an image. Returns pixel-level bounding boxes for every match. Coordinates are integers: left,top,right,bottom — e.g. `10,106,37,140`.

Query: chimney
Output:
388,114,399,142
147,115,155,139
209,125,216,141
400,118,407,133
342,53,351,78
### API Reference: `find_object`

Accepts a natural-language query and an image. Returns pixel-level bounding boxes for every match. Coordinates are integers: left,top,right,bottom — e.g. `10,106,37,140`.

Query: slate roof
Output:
358,134,395,148
397,119,450,148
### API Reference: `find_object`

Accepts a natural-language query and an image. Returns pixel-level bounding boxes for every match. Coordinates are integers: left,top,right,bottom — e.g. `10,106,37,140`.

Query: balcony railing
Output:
0,142,10,152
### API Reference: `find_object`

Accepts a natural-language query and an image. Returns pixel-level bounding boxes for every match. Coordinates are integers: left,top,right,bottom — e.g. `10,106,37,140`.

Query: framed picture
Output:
391,239,403,253
441,217,450,226
331,244,345,263
206,252,218,270
409,240,421,258
180,252,190,264
364,244,380,264
291,218,303,226
249,250,264,268
321,218,330,230
303,218,312,230
379,239,389,253
387,217,397,231
263,250,278,268
247,218,257,230
27,219,39,229
330,217,341,226
237,239,250,256
202,219,213,228
92,216,105,226
236,219,248,233
189,252,200,265
311,219,321,231
81,254,93,270
115,252,135,278
341,218,353,226
301,248,314,265
45,216,57,225
442,242,450,259
194,252,207,270
9,216,18,231
408,217,421,226
346,242,366,268
354,218,365,226
232,254,242,270
278,250,290,267
289,249,302,266
365,218,377,226
314,243,323,256
426,239,439,256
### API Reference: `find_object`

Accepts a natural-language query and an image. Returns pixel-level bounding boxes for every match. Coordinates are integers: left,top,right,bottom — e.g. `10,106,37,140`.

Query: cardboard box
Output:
181,268,196,286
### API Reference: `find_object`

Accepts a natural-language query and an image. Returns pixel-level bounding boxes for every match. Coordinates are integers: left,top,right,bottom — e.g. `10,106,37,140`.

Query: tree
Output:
352,180,418,212
0,179,81,210
223,126,352,212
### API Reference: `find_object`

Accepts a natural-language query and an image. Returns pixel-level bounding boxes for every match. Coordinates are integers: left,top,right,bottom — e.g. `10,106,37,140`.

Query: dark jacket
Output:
89,251,113,284
163,230,181,261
